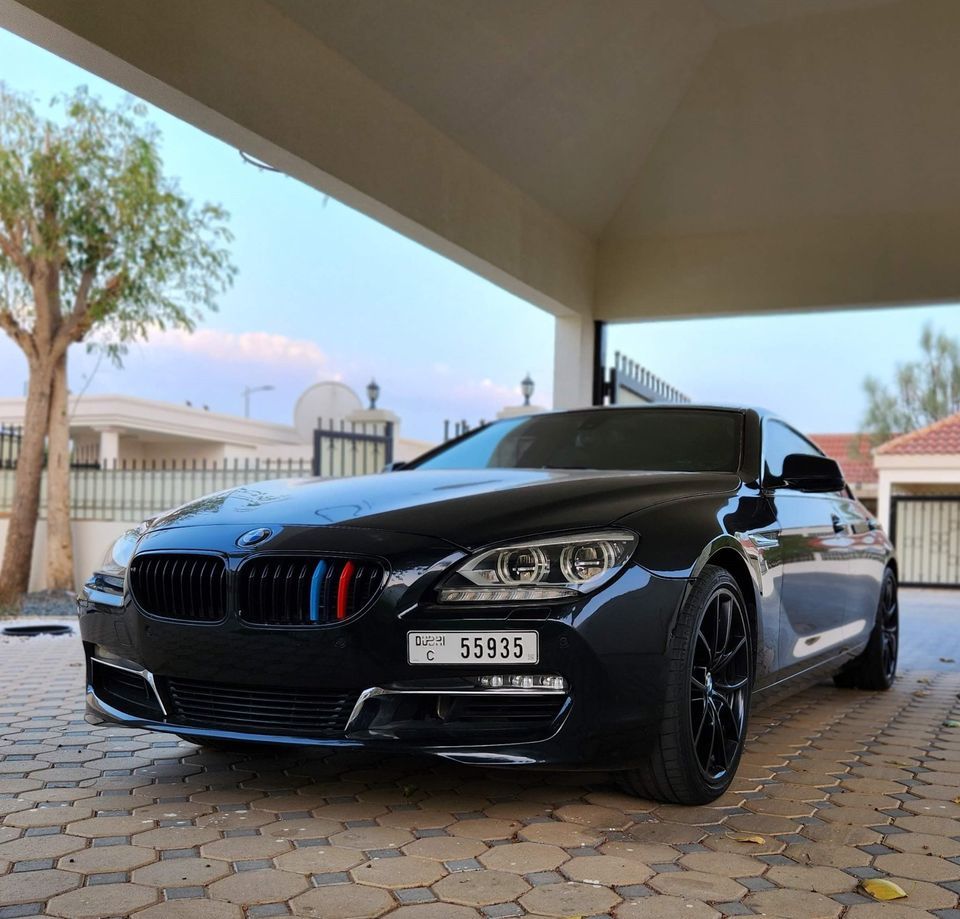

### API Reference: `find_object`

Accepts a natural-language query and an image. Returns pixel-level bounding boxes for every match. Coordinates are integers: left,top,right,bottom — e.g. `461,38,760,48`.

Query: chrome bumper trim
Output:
344,683,568,734
91,655,168,718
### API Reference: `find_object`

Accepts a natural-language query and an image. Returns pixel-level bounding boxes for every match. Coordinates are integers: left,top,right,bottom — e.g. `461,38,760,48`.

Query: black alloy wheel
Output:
878,572,899,683
619,564,754,804
834,567,899,691
690,586,751,783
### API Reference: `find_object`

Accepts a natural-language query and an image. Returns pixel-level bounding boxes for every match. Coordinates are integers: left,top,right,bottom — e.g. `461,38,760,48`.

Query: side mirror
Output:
780,453,845,492
381,461,407,473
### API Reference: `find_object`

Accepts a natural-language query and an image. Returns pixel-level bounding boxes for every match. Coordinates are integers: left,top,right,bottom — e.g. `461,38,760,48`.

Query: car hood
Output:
151,469,741,550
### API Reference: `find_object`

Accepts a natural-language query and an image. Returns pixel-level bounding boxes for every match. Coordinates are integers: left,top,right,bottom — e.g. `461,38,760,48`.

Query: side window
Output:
764,420,822,483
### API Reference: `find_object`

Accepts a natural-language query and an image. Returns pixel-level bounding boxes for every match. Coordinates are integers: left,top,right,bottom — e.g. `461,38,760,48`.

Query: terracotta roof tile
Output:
874,411,960,455
808,433,877,485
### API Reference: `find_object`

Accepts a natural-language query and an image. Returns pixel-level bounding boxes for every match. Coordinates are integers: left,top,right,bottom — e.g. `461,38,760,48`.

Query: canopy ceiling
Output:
2,0,957,323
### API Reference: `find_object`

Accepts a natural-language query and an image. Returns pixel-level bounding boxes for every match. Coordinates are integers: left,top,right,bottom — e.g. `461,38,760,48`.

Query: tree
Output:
861,324,960,444
0,85,234,608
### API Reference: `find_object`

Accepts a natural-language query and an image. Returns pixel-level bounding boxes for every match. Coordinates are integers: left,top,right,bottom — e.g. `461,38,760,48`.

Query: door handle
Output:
831,514,845,534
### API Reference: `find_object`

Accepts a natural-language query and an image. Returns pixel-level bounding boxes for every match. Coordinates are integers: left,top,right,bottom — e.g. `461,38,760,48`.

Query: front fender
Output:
617,491,783,687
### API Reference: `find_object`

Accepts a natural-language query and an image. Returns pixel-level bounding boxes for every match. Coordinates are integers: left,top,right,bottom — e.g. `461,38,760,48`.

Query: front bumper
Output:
79,523,689,769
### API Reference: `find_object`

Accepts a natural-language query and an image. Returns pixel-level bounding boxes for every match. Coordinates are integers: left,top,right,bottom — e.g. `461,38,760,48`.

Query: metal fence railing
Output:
312,420,393,476
0,457,315,522
0,425,22,469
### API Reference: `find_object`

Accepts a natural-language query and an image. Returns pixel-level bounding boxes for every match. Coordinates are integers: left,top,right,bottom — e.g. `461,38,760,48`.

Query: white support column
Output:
553,314,595,409
96,427,121,468
876,472,893,533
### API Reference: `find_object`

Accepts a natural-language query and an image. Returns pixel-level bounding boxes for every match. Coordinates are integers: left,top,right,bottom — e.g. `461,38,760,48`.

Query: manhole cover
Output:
2,623,74,637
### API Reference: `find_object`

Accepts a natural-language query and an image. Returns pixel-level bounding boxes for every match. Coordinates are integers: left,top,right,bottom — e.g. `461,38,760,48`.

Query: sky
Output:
0,27,958,442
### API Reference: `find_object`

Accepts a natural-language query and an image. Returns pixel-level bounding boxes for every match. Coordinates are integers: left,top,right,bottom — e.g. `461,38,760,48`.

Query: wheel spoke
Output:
714,674,749,692
715,636,747,672
693,700,709,745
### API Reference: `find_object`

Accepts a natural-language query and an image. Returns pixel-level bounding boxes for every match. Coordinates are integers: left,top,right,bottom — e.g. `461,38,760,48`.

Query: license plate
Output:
407,631,539,665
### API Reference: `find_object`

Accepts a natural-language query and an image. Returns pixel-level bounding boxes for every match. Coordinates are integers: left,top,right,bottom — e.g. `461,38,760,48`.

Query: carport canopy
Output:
3,0,959,405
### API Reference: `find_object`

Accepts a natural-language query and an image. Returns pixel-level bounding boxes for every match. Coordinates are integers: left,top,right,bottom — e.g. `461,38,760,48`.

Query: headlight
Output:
98,521,151,580
438,530,637,602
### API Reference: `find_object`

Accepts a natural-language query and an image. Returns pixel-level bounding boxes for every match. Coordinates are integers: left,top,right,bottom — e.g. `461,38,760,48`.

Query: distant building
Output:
0,383,434,468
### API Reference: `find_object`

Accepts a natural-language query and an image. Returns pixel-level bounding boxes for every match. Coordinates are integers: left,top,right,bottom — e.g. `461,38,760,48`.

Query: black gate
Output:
312,420,394,478
890,496,960,588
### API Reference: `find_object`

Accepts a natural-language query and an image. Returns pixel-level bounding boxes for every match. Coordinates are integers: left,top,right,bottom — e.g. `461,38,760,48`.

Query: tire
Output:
619,564,754,805
833,567,898,691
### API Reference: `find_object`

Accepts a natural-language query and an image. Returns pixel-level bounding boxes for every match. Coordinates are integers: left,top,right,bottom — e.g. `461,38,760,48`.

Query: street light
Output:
242,384,274,418
521,373,535,406
366,378,381,410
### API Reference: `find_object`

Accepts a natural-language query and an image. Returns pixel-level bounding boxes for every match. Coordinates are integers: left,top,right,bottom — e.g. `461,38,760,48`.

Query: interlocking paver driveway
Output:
0,589,957,918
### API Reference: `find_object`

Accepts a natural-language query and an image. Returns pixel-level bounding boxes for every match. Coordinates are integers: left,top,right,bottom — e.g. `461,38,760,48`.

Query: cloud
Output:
150,328,330,373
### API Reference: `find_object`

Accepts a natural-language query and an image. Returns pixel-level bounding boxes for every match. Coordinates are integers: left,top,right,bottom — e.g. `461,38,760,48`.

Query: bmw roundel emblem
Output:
237,527,272,547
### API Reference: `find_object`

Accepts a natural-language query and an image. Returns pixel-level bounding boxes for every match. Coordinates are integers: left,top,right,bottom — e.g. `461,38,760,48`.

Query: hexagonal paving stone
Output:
0,867,79,904
726,812,802,835
765,863,858,893
0,832,86,861
842,905,937,919
744,888,843,918
448,818,521,841
289,883,395,919
58,845,155,875
330,826,413,850
615,897,720,919
894,814,960,836
701,832,786,856
678,851,763,878
132,902,244,919
377,809,455,830
653,806,728,826
783,841,872,868
352,854,446,889
479,841,568,874
207,867,310,904
276,845,366,874
520,880,621,917
132,826,221,849
648,869,747,902
131,856,232,887
553,804,633,830
518,821,602,848
313,802,389,822
874,851,960,882
4,804,93,827
388,905,480,919
802,823,882,846
259,816,344,840
562,853,653,886
404,836,488,861
884,831,960,857
47,882,158,918
600,839,682,864
624,821,706,845
200,834,292,861
433,868,530,905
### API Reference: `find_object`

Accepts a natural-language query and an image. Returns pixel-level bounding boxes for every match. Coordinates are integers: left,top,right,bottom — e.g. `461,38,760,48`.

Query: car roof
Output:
499,403,775,420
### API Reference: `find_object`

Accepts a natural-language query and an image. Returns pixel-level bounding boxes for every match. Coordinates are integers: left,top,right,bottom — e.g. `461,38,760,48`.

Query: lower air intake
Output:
164,677,358,737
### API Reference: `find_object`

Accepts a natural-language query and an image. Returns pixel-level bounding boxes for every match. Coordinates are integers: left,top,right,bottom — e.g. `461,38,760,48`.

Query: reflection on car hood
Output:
152,469,740,549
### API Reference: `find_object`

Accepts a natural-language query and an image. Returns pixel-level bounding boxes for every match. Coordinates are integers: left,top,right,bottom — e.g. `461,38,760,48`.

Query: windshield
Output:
414,409,743,473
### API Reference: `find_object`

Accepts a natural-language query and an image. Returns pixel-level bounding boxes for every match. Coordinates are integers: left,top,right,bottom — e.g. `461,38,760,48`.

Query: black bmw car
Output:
79,405,898,804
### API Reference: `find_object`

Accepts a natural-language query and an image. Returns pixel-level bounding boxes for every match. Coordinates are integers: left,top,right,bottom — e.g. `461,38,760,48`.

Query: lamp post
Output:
242,384,274,418
521,373,535,407
366,378,381,410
